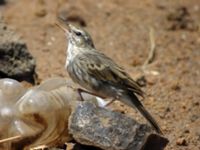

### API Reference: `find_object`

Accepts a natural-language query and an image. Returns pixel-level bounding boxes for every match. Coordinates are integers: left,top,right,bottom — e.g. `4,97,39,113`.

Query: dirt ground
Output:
1,0,200,149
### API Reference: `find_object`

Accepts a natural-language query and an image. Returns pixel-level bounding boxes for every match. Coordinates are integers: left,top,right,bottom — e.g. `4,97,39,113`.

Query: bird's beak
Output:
56,22,70,34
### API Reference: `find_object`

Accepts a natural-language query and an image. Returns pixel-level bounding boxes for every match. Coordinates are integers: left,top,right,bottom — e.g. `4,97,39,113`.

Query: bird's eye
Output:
75,31,82,36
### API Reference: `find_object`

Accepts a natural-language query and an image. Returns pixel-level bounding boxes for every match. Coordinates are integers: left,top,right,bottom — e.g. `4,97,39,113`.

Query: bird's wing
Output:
77,51,144,97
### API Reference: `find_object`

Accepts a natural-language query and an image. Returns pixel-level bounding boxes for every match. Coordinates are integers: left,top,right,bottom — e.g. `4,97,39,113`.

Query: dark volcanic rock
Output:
69,102,169,150
0,0,5,5
167,7,198,31
0,21,36,83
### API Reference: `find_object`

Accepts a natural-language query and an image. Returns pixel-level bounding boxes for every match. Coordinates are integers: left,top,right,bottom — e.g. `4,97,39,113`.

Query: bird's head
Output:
56,21,94,49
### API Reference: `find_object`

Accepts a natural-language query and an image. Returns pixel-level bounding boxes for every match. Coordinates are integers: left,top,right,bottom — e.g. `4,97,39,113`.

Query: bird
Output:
56,19,163,135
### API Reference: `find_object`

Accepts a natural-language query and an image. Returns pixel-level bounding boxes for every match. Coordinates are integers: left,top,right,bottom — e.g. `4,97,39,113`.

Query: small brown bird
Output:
57,20,163,134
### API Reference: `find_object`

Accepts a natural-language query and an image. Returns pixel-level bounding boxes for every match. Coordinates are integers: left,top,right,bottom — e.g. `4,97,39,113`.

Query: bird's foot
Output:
104,98,116,107
77,88,104,101
30,145,48,150
77,88,85,101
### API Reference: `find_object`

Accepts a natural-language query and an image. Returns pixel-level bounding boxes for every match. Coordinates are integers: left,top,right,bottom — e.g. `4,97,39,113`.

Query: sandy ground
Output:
1,0,200,149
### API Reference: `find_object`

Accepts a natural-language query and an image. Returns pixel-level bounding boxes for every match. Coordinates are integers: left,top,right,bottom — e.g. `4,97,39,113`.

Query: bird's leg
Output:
105,98,116,107
77,88,105,101
105,95,120,107
30,145,48,150
77,88,85,101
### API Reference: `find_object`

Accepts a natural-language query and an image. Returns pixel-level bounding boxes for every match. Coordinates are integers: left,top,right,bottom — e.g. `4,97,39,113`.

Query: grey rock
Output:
0,20,36,83
0,0,5,5
69,102,168,150
0,0,13,5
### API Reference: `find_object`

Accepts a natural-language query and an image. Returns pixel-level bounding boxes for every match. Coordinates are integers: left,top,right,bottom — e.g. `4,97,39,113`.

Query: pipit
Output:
56,20,163,134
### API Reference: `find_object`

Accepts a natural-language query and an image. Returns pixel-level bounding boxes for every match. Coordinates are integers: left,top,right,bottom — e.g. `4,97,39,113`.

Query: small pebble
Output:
193,5,199,11
176,137,187,146
184,129,190,134
181,102,186,109
146,75,157,85
35,8,47,17
162,125,167,131
193,101,199,106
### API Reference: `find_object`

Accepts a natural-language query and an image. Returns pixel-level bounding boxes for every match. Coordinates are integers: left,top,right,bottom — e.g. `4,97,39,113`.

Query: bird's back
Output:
67,49,144,98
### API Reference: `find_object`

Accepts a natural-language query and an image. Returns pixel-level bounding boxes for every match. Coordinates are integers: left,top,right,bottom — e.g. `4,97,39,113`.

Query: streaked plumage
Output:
57,21,163,134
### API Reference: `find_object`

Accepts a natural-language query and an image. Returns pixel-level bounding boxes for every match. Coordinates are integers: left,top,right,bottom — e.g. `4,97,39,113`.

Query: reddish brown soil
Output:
1,0,200,149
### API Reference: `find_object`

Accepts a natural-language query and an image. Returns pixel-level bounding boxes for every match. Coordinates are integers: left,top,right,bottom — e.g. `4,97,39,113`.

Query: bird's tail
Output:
122,92,163,135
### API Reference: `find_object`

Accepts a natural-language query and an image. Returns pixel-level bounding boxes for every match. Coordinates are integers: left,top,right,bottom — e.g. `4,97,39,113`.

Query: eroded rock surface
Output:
69,102,169,150
0,20,36,83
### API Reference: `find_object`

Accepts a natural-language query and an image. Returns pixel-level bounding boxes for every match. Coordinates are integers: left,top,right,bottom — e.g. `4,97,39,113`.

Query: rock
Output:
69,102,169,150
35,8,47,17
0,0,5,5
0,20,36,83
166,7,198,31
176,137,187,146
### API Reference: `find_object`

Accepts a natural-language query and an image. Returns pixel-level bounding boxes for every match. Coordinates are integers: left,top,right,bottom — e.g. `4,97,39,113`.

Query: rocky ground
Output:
0,0,199,149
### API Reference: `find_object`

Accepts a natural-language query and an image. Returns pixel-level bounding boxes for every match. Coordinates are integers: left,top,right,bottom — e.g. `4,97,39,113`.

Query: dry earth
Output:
1,0,200,149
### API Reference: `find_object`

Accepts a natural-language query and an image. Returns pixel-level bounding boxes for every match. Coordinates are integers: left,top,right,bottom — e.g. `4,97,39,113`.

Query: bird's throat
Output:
65,42,80,68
